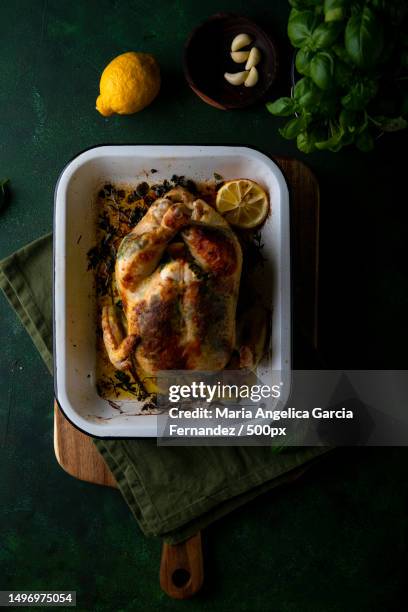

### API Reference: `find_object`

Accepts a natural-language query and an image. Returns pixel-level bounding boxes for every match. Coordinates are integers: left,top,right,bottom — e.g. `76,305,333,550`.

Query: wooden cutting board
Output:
54,156,320,599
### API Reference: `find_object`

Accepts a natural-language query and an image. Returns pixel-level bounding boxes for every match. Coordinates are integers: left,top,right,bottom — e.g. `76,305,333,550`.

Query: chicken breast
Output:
102,187,242,376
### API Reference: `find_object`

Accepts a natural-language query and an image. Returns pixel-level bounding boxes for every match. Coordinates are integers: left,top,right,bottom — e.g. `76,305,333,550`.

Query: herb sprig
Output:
87,184,152,296
267,0,408,152
97,370,147,400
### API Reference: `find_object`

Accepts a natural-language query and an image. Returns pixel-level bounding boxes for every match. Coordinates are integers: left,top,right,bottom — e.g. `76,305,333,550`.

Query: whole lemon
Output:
96,52,160,116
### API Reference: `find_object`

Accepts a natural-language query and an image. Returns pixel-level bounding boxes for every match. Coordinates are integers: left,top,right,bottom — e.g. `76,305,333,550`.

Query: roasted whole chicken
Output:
102,187,243,376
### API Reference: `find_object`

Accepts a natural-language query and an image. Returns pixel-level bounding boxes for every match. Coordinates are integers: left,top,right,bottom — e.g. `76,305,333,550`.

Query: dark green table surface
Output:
1,1,407,610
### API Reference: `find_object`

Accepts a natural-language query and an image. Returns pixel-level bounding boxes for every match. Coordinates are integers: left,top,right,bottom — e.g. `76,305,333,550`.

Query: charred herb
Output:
188,261,210,281
142,400,157,411
129,207,146,227
214,172,224,188
98,210,114,232
152,179,171,197
127,192,137,204
97,371,147,400
114,371,147,399
136,182,149,197
242,231,266,270
170,174,198,194
98,184,116,198
87,245,101,270
87,229,117,296
87,232,116,270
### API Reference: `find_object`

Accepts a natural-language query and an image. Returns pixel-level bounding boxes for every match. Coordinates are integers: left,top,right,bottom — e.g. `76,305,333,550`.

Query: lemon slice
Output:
215,179,269,228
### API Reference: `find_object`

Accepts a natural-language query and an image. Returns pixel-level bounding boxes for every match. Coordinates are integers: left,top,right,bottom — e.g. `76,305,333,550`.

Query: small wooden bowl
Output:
183,13,278,110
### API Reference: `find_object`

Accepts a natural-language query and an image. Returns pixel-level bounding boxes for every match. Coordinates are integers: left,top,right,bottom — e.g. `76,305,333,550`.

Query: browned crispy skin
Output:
182,226,238,276
102,188,242,376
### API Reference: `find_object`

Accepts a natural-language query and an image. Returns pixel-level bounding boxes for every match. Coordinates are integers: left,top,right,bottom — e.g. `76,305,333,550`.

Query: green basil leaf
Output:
310,22,342,49
266,97,296,117
294,77,322,109
372,115,408,132
310,51,335,90
355,128,374,151
295,48,315,76
340,91,354,110
0,179,9,211
341,79,378,111
315,124,346,151
334,60,353,88
288,10,318,48
296,130,318,152
324,0,349,22
332,43,354,66
339,108,358,131
345,7,384,69
294,77,310,100
340,109,368,139
279,116,309,140
317,91,338,117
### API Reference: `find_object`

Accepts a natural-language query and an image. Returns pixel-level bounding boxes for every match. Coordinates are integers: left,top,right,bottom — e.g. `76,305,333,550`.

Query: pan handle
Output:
160,531,204,599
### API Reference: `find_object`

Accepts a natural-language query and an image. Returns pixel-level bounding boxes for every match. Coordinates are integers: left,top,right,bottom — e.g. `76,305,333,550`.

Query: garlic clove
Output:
245,47,262,70
231,33,252,52
224,70,249,85
244,66,259,87
231,50,250,63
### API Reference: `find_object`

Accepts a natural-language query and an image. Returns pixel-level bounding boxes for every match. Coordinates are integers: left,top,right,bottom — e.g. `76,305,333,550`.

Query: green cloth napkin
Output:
0,234,328,543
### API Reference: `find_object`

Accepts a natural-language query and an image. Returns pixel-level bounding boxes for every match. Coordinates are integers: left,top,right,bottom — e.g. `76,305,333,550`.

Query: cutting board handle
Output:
160,531,203,599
